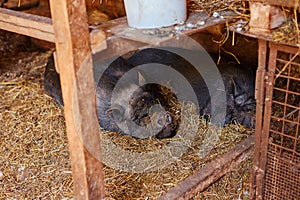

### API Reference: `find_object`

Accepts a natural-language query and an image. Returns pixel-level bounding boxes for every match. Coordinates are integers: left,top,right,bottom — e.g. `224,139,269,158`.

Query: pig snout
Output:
147,104,177,139
155,112,176,139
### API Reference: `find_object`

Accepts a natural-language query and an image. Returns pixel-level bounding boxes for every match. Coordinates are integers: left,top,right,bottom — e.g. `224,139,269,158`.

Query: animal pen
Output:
0,0,299,199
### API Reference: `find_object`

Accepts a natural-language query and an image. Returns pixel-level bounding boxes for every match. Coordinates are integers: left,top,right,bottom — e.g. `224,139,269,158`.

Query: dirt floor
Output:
0,28,254,199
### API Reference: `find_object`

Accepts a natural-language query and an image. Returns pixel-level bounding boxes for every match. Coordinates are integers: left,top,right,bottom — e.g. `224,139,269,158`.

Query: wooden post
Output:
49,0,105,199
251,39,268,200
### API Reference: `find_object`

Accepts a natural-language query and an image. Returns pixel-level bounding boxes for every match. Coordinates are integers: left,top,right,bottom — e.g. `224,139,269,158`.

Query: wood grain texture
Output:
49,0,105,198
0,7,54,42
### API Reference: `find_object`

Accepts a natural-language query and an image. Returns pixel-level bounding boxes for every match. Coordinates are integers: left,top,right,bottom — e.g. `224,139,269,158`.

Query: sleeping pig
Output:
44,54,178,139
44,47,255,139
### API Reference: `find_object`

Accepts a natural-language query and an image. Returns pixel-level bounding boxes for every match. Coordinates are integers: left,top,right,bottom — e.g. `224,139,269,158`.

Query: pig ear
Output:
106,105,125,123
137,71,146,86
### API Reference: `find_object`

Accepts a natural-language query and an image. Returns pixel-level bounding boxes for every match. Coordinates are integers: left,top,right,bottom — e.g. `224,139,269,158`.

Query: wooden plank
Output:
158,135,254,200
49,0,105,199
96,10,238,46
229,26,299,48
249,2,286,33
0,7,55,42
0,7,106,51
255,42,278,200
90,29,107,54
251,39,268,199
92,36,146,62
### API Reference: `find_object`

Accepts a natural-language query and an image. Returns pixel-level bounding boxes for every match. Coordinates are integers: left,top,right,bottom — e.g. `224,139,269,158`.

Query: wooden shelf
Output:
230,26,300,48
91,10,238,61
95,10,238,46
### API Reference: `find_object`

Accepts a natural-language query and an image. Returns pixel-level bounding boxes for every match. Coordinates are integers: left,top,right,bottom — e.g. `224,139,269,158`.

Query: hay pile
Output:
102,122,253,199
188,0,248,15
0,33,73,198
189,0,300,46
0,32,254,199
272,18,300,46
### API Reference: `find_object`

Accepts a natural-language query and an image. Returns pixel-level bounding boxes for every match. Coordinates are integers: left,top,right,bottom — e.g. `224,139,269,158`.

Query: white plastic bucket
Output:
124,0,187,29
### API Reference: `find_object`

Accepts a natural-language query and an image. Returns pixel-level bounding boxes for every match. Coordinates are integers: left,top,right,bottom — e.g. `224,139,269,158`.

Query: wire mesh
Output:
263,44,300,199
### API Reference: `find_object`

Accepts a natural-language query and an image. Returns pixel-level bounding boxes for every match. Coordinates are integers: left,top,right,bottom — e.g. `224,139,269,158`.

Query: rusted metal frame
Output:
158,135,254,200
49,0,105,199
277,58,300,67
272,43,300,161
278,69,300,81
251,39,268,200
274,43,296,157
0,7,55,42
269,138,300,156
270,116,299,127
274,74,300,82
255,41,278,199
274,87,300,97
271,41,300,55
295,111,300,160
272,100,300,110
270,129,299,142
295,96,300,159
268,42,300,163
269,129,298,142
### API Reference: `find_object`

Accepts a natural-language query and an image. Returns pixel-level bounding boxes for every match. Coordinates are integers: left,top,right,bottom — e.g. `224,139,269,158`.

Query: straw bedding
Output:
0,30,254,199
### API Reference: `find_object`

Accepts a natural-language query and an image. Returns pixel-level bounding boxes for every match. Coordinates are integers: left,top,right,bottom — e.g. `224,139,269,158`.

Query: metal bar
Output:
272,42,300,55
0,7,55,42
272,100,300,110
158,135,254,200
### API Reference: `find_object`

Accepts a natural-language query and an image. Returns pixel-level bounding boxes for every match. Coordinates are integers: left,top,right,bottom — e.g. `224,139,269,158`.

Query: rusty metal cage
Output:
252,41,300,199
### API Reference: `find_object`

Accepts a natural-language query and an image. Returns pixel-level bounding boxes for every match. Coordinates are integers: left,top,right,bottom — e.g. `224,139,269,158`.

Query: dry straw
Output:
0,44,254,199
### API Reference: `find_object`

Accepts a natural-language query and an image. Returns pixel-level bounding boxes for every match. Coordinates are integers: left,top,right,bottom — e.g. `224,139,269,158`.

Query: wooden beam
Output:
158,135,254,200
0,7,55,42
251,39,268,199
49,0,105,199
92,36,146,62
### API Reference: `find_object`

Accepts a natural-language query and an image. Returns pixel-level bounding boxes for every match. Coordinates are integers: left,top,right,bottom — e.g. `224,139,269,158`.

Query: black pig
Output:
44,48,255,140
95,56,178,139
44,55,178,139
127,48,256,128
